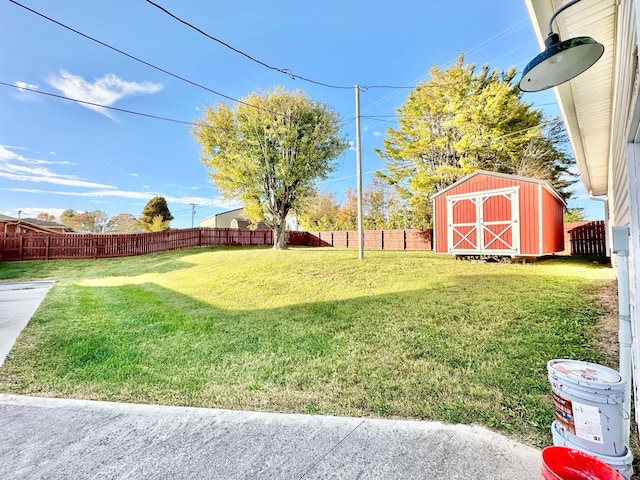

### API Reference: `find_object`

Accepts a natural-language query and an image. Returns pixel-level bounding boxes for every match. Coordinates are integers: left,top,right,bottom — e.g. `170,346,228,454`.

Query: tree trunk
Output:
272,224,287,250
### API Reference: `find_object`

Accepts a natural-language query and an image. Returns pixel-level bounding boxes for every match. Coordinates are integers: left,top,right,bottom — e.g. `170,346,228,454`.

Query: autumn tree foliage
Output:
59,209,109,233
107,213,143,232
36,212,57,222
192,87,348,249
297,179,412,231
297,192,341,231
376,55,574,227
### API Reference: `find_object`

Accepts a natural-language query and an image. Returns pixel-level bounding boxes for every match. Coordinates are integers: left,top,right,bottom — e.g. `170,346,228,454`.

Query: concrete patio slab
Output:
0,394,542,480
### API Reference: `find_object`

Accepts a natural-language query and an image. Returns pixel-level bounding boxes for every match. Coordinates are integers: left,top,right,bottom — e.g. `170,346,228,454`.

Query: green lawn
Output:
0,247,615,446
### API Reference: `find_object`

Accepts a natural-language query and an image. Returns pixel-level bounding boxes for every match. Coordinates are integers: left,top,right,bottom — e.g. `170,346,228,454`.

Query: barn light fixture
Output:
519,0,604,92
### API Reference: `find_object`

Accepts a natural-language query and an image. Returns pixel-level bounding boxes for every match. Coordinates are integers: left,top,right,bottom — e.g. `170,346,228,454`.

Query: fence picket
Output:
569,221,607,257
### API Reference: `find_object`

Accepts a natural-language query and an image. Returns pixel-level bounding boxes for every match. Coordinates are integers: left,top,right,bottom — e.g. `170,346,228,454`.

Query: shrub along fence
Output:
0,228,432,261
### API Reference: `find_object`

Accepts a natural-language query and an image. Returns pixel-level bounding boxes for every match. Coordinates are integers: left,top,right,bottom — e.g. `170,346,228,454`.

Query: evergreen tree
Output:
141,197,173,231
376,54,575,227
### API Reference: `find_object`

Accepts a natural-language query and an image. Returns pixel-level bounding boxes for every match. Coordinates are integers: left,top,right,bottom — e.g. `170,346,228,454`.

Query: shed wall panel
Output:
519,181,539,255
542,188,565,252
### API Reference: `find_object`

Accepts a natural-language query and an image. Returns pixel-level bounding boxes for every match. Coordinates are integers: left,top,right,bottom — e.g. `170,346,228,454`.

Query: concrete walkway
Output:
0,281,54,366
0,394,542,480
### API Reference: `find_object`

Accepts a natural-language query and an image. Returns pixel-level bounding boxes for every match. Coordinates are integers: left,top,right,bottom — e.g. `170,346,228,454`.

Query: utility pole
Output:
190,203,197,228
355,85,364,260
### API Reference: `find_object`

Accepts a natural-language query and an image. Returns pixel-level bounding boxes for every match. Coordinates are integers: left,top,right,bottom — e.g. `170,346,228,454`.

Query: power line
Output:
7,0,281,115
144,0,352,90
144,0,414,91
1,81,196,125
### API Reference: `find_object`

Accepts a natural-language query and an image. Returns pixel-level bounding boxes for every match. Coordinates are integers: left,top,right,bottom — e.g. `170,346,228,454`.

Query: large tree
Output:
36,212,57,222
140,197,173,231
376,55,575,228
192,87,348,249
60,210,109,233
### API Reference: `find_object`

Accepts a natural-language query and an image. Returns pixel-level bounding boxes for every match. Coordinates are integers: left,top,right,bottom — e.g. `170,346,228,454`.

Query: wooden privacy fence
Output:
0,228,305,261
569,220,607,257
307,229,433,250
0,228,431,261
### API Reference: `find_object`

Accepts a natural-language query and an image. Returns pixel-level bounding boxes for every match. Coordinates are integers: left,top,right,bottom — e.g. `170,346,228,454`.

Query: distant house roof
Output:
215,207,243,216
0,214,73,233
22,218,74,231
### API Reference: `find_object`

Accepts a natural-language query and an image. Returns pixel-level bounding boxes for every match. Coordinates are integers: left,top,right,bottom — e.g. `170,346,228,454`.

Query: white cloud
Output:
14,81,38,91
373,131,384,137
46,70,163,119
348,141,356,151
8,187,234,207
0,144,25,161
11,81,42,103
129,173,139,177
0,144,114,189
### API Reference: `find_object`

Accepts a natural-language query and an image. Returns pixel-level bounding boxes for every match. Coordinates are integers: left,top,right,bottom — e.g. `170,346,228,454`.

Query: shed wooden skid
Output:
432,171,565,257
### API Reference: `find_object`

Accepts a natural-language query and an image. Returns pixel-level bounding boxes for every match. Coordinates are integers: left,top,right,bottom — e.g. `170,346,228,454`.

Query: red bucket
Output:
541,446,624,480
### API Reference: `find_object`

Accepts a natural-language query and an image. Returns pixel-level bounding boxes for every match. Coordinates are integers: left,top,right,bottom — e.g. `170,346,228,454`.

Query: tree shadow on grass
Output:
0,265,613,446
0,248,210,282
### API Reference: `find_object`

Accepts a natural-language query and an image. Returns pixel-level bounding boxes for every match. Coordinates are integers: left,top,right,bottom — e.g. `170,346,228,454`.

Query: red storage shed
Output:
432,170,565,257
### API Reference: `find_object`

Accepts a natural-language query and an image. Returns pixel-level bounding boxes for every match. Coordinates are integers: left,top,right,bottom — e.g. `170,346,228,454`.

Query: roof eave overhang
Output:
523,0,615,197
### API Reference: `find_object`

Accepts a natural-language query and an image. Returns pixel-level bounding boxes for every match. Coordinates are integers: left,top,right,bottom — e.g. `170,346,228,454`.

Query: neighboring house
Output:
200,208,244,228
200,207,298,230
0,214,73,234
431,171,565,257
20,218,74,234
524,0,640,437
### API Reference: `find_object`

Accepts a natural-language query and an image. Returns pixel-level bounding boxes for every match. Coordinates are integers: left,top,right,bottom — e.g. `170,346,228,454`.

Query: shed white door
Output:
446,187,520,255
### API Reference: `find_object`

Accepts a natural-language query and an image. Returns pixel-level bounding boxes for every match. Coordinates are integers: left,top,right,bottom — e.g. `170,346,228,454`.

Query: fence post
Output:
403,230,407,250
381,230,384,250
46,235,51,261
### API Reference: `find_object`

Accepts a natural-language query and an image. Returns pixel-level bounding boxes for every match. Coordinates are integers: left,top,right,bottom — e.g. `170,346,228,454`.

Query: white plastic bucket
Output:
547,359,626,456
552,421,634,480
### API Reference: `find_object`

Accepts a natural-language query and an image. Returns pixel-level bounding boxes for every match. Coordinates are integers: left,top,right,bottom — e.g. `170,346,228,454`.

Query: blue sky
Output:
0,0,603,229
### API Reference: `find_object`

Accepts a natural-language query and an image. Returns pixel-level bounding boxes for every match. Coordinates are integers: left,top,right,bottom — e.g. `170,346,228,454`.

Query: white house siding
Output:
525,0,640,439
623,1,640,437
610,1,637,229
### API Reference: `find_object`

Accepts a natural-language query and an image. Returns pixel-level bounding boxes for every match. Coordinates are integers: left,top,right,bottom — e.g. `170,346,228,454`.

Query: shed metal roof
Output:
430,170,566,205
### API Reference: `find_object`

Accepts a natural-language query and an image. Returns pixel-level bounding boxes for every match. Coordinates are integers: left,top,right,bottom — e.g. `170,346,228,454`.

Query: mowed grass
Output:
0,247,615,446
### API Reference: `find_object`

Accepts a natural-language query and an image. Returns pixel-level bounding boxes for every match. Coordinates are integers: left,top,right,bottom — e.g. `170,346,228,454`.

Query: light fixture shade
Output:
518,35,604,92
